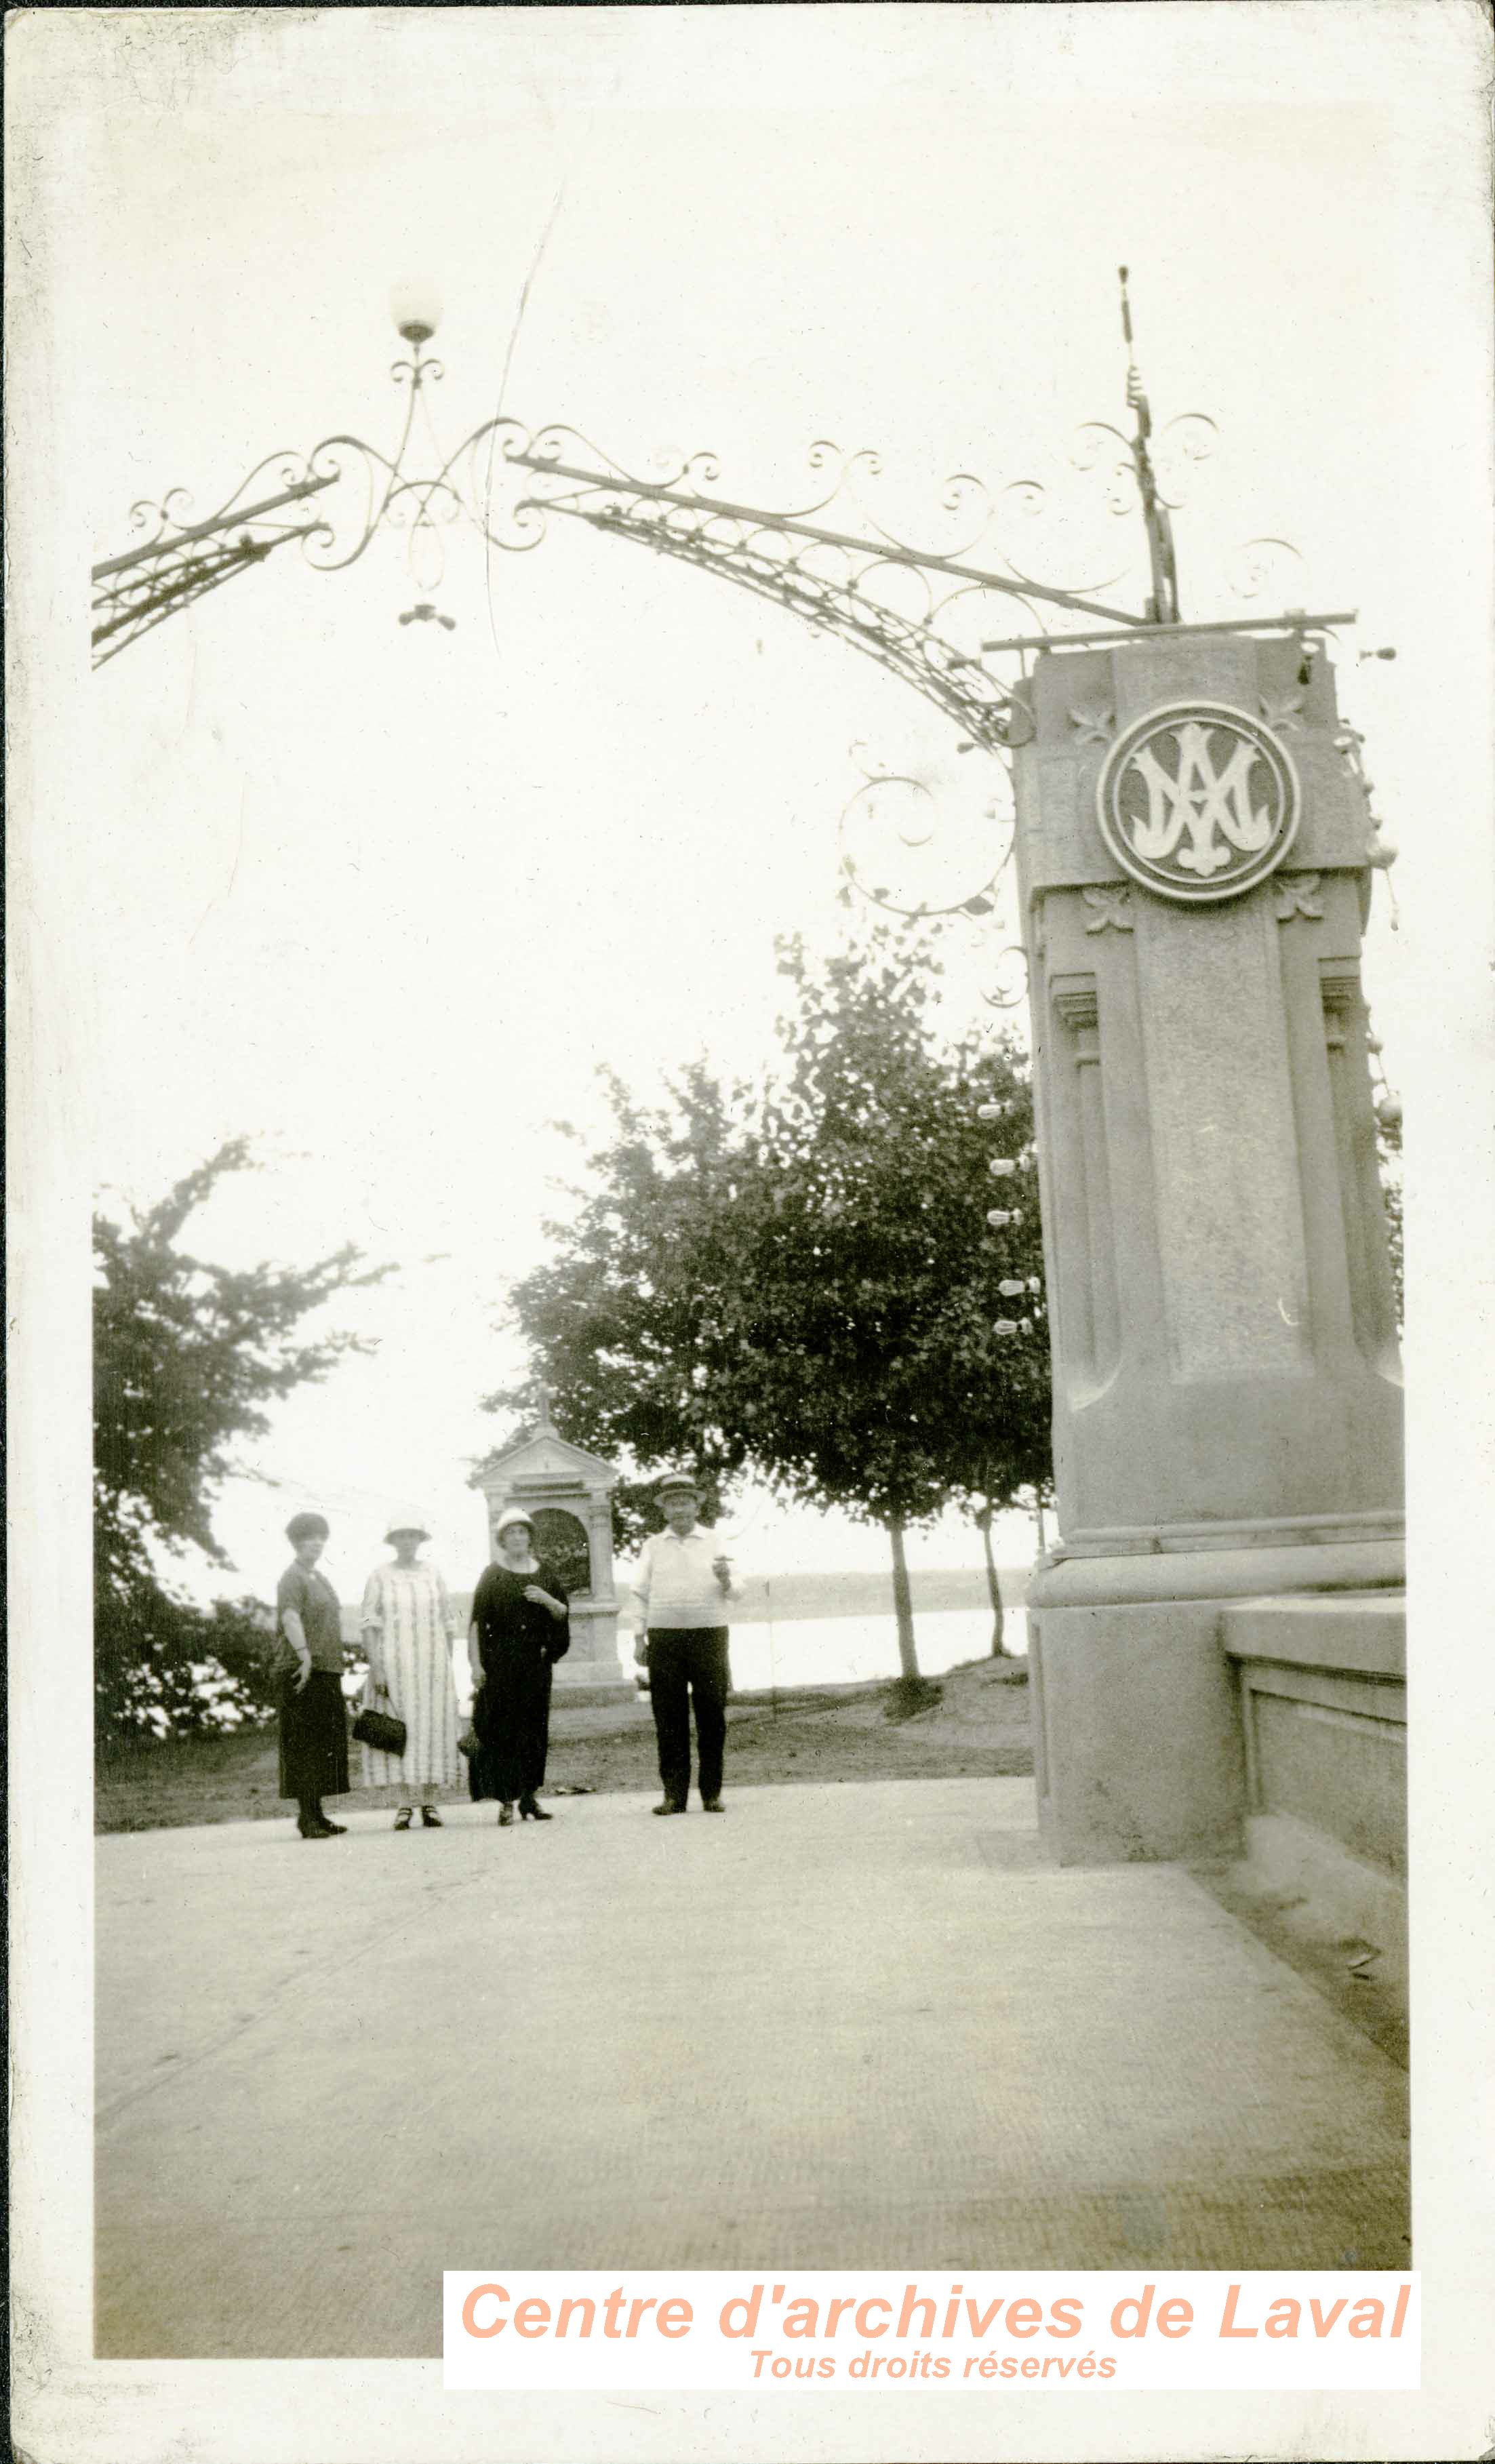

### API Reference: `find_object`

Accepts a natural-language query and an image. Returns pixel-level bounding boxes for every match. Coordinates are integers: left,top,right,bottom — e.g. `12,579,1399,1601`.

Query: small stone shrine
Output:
474,1393,633,1698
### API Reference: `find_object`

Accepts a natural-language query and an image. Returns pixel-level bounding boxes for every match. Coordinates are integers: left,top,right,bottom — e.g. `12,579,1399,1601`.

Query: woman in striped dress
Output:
358,1519,460,1829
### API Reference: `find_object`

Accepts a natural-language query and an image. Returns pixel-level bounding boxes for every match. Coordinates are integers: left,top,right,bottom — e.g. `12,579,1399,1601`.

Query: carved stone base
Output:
552,1602,634,1698
1027,1536,1404,1866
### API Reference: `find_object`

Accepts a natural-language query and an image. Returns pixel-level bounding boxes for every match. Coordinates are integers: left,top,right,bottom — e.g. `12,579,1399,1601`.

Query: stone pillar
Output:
1015,628,1403,1862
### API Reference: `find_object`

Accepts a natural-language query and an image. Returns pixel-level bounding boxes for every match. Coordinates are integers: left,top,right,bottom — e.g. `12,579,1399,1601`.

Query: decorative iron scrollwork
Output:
92,283,1337,987
93,342,1155,721
835,745,1014,922
982,945,1032,1012
1227,534,1309,610
478,421,1128,756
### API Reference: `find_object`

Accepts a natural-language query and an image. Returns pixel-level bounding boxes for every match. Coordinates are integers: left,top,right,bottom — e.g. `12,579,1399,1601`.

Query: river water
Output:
440,1604,1028,1711
704,1603,1026,1694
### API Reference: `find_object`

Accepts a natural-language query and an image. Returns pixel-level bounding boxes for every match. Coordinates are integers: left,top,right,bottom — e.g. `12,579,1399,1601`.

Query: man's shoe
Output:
700,1796,725,1813
652,1800,687,1816
320,1819,348,1833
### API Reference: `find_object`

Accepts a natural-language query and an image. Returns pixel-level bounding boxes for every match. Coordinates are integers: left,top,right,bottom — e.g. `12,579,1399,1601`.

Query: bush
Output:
103,1652,275,1744
96,1591,279,1749
882,1673,944,1723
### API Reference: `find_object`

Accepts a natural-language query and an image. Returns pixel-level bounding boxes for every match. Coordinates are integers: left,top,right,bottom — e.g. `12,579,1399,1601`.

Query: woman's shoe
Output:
394,1807,413,1831
498,1803,515,1827
519,1797,553,1821
420,1806,442,1828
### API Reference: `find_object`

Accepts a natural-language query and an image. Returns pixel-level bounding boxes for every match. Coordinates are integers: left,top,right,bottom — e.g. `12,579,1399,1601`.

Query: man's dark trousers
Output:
646,1627,730,1805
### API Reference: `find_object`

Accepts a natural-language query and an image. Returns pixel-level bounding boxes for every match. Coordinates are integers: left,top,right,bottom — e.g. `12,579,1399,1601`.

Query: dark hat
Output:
285,1511,330,1543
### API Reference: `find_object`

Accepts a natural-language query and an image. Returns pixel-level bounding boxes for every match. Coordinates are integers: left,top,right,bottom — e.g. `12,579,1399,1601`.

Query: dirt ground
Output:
94,1656,1032,1832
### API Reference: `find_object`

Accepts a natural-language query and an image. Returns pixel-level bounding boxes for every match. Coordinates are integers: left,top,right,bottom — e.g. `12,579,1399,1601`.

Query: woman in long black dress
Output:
467,1507,570,1824
275,1511,351,1840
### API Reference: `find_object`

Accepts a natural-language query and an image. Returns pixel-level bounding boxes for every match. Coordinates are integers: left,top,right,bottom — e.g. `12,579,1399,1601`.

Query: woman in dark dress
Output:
275,1511,351,1840
466,1507,570,1825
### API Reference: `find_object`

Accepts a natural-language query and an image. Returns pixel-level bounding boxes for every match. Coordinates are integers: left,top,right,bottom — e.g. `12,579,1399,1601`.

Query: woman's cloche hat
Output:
285,1511,330,1543
384,1512,431,1544
494,1505,536,1536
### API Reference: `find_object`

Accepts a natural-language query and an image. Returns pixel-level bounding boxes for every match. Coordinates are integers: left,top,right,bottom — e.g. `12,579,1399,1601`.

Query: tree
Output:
479,926,1052,1677
477,1059,761,1555
968,1475,1052,1656
94,1140,388,1743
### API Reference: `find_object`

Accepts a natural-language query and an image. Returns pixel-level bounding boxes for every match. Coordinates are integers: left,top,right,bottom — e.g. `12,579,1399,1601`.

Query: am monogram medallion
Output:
1095,700,1301,904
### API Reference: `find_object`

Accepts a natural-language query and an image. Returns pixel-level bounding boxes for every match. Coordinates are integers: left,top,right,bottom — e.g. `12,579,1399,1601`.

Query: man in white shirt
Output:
632,1471,736,1814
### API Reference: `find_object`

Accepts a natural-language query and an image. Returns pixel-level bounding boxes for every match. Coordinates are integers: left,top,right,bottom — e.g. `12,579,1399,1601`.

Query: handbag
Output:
456,1724,480,1760
353,1698,408,1757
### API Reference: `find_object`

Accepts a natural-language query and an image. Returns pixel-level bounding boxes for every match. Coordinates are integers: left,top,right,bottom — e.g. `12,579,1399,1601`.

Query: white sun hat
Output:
384,1510,432,1543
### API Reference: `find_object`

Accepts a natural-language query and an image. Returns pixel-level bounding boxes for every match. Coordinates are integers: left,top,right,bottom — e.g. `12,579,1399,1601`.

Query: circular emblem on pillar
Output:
1096,700,1301,902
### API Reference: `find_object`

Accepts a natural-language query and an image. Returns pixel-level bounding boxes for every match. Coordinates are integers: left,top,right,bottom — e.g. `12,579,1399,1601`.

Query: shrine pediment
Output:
477,1425,619,1490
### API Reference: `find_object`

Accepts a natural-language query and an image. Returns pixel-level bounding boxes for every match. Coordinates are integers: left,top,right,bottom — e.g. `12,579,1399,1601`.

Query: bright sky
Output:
26,4,1490,1607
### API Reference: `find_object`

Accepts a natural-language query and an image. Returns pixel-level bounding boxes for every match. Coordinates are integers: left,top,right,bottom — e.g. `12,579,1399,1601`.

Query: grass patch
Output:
96,1724,283,1834
96,1659,1033,1833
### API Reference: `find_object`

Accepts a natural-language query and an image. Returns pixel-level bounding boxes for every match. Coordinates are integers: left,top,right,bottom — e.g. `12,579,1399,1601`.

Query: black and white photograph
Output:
7,5,1493,2459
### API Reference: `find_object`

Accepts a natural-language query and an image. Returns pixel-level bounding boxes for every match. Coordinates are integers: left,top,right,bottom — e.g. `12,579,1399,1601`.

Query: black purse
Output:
353,1702,408,1757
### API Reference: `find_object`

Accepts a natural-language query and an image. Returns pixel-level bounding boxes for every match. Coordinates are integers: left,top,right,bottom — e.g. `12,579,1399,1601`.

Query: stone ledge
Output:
1030,1538,1405,1610
1054,1509,1403,1557
1222,1591,1406,1682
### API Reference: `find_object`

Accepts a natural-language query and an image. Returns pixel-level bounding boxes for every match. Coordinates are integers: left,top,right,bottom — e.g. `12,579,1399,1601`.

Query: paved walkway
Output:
96,1778,1410,2358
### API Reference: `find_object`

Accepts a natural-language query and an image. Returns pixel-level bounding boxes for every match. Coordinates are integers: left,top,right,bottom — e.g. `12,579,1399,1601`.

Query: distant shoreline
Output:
714,1567,1029,1625
339,1565,1030,1641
